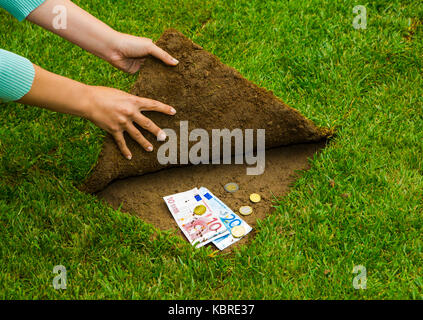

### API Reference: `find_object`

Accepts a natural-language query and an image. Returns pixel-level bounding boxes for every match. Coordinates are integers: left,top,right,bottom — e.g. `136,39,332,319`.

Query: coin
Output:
239,206,253,216
224,182,239,193
231,225,246,238
193,205,206,215
249,193,261,203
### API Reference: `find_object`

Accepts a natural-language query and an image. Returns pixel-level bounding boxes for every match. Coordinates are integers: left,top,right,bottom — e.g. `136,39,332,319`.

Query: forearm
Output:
19,64,90,118
27,0,119,62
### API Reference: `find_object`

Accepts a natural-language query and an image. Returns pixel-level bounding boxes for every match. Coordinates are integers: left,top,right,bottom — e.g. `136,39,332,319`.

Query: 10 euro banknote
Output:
163,188,229,248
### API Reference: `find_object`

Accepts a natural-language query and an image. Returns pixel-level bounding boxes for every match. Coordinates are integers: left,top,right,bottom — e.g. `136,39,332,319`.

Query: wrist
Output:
102,30,125,64
76,84,97,120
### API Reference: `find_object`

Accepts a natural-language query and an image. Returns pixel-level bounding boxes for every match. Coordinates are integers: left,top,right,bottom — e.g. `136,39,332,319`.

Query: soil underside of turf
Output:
81,29,332,250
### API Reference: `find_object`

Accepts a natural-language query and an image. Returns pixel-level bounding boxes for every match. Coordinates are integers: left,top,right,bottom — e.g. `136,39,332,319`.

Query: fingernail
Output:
170,107,176,115
157,130,167,141
147,146,153,152
127,154,132,160
172,58,179,65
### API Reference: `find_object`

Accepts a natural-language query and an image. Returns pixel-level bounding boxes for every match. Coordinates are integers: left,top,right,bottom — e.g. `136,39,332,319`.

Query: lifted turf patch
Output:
81,29,331,194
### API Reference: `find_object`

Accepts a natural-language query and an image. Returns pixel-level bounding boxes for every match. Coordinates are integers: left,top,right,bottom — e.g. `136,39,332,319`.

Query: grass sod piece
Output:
80,29,332,194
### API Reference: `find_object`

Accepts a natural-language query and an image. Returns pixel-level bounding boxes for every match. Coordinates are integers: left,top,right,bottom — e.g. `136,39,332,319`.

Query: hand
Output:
85,86,176,159
27,0,179,74
107,33,179,74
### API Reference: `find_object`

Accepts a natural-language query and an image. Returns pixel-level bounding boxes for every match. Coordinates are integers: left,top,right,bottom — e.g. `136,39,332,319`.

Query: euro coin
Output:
249,193,261,203
231,225,246,238
224,182,239,193
239,206,253,216
193,205,206,215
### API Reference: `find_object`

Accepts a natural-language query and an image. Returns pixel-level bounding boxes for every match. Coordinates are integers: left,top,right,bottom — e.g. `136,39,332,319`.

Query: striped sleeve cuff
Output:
0,49,35,103
0,0,46,21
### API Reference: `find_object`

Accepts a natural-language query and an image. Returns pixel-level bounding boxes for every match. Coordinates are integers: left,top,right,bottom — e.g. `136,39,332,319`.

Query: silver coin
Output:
224,182,239,193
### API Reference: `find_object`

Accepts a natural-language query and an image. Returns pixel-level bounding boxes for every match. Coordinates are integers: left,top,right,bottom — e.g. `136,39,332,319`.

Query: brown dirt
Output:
80,29,331,194
97,141,326,250
80,29,332,250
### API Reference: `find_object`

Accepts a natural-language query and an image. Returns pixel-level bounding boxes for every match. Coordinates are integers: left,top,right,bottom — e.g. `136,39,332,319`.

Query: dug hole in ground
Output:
80,29,333,251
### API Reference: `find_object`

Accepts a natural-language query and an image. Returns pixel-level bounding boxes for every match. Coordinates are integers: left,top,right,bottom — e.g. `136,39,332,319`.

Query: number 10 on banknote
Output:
164,188,229,248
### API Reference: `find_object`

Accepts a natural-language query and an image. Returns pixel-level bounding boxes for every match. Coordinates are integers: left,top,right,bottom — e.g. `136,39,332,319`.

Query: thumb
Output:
148,43,179,66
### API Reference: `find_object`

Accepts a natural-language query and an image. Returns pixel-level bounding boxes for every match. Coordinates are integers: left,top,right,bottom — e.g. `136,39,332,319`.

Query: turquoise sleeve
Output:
0,0,46,21
0,49,35,103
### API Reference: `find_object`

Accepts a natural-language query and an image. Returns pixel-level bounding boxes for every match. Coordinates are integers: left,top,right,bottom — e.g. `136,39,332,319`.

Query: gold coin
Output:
224,182,239,193
249,193,261,203
231,225,246,238
239,206,253,216
193,205,206,215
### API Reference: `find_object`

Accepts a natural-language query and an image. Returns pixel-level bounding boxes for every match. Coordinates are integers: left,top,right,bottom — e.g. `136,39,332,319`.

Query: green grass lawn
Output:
0,0,422,299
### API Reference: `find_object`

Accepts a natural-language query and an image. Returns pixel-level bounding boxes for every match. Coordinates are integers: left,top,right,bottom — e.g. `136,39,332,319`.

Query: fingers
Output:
113,132,132,160
133,112,167,142
126,123,153,152
136,97,177,115
148,43,179,66
113,120,160,159
112,93,177,159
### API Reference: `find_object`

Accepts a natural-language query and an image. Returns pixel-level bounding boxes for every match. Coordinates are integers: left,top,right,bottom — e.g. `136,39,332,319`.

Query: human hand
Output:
27,1,178,73
85,86,176,159
107,33,179,74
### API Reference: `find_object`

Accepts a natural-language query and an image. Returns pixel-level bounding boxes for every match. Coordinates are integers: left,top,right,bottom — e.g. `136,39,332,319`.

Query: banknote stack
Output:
163,187,252,250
